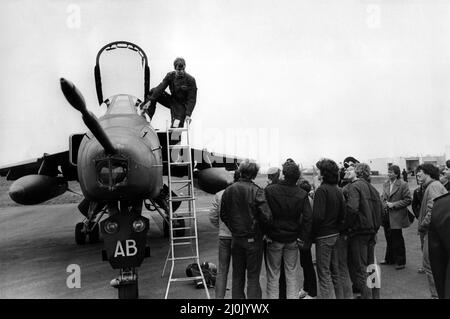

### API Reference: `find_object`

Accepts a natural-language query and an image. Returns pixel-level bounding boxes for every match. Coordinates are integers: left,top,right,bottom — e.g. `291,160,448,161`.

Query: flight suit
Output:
146,71,197,128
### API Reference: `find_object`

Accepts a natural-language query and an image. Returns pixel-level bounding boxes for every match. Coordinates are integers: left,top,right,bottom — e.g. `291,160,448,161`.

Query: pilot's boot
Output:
147,99,157,120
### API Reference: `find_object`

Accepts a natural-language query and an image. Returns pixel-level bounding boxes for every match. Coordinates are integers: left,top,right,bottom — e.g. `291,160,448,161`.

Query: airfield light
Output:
132,219,146,233
104,221,119,234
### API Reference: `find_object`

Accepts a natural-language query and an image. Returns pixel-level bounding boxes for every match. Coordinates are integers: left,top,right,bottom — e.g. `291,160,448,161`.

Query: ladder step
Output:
169,162,191,166
167,255,198,261
172,216,196,221
170,197,195,202
172,226,191,230
170,276,203,282
167,127,189,132
169,145,190,149
172,241,193,246
170,179,192,183
173,210,194,214
172,212,194,218
173,236,197,240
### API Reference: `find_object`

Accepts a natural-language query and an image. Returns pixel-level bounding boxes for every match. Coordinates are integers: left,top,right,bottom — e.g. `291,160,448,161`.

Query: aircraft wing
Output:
191,148,243,171
161,147,244,176
0,151,77,181
156,132,244,174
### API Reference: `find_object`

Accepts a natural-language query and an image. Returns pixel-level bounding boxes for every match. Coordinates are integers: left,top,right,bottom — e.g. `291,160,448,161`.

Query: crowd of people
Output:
208,157,450,299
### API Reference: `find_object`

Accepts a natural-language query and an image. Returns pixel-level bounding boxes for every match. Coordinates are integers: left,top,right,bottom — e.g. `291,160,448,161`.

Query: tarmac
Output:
0,189,432,299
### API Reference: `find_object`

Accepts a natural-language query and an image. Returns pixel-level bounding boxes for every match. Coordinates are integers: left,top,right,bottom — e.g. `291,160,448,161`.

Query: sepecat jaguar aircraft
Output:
0,41,244,299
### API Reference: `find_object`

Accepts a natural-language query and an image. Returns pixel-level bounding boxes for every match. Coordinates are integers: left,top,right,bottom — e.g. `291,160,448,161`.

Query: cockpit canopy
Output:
94,41,149,106
104,94,141,115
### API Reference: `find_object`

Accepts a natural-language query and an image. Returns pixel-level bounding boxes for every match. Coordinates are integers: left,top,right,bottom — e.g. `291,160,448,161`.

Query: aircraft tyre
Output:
118,281,138,299
75,222,86,245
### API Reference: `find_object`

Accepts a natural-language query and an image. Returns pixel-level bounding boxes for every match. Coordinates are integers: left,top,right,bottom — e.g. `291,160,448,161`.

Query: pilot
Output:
142,57,197,128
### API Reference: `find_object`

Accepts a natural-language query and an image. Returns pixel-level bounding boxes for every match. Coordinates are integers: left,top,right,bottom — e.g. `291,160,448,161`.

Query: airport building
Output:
368,154,447,175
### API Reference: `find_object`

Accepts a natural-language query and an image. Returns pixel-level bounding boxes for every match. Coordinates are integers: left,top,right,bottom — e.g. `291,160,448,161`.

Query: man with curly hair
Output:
312,158,348,298
345,163,383,299
220,159,272,299
416,163,448,298
264,160,312,299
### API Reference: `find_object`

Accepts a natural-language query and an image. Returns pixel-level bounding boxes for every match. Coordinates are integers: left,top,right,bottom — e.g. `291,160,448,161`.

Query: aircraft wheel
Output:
75,222,86,245
118,282,138,299
89,224,100,243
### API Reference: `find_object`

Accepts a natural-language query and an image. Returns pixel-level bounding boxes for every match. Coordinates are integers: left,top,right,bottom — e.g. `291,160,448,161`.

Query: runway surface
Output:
0,200,220,299
0,195,432,299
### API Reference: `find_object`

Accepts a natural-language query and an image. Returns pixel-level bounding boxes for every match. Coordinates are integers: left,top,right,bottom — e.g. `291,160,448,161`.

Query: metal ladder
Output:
161,121,210,299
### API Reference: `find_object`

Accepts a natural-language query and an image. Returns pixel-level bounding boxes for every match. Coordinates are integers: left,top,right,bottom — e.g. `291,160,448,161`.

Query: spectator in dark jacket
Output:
412,177,424,219
265,160,312,299
297,179,318,299
312,158,346,299
439,166,450,192
263,166,286,298
342,164,360,297
338,156,359,188
416,164,448,299
402,169,408,182
220,159,272,299
428,192,450,298
345,163,383,299
412,174,426,274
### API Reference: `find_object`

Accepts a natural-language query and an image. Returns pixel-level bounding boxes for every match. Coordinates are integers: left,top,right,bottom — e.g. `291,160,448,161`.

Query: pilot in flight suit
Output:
142,57,197,128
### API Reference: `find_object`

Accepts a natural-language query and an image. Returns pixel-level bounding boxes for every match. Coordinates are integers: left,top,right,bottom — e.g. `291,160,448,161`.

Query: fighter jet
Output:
0,41,243,299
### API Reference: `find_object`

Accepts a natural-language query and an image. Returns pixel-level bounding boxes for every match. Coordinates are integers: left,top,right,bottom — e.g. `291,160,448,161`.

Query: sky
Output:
1,0,450,169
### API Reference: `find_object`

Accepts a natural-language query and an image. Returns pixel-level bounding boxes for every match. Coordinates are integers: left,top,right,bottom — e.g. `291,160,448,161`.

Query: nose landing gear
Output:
110,268,139,299
101,202,150,299
75,201,107,245
144,185,185,237
74,220,102,244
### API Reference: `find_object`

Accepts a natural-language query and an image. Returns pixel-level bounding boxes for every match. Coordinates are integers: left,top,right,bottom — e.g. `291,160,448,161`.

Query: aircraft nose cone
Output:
9,184,25,203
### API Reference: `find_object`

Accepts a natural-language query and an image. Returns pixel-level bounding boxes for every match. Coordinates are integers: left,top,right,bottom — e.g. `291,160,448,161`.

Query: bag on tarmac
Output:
185,262,217,289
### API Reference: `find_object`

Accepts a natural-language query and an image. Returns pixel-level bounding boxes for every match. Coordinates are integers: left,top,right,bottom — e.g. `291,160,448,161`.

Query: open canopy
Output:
94,41,150,106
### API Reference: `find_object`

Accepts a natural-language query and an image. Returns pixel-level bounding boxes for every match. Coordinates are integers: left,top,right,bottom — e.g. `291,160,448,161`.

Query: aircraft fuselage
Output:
77,105,163,202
